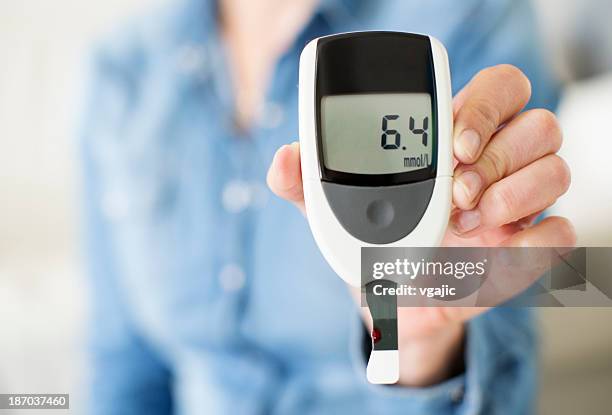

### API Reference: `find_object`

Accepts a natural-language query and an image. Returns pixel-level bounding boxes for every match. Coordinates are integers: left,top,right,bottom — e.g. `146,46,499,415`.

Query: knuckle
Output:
531,108,558,131
466,98,501,134
487,183,517,222
495,64,532,96
551,155,572,193
478,65,532,107
529,109,563,150
495,64,525,78
479,147,511,181
555,217,577,246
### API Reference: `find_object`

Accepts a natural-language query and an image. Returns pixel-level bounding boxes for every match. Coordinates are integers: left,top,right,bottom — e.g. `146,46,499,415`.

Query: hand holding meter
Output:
298,32,453,384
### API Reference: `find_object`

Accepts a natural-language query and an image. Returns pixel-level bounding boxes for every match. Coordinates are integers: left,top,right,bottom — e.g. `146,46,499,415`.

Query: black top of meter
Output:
314,32,439,244
315,31,438,187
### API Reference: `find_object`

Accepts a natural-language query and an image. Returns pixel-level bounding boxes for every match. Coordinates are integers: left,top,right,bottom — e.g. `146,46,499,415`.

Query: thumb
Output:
267,141,306,214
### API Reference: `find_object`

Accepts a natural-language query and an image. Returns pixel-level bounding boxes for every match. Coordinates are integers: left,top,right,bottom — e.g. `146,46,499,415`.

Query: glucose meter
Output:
298,32,453,384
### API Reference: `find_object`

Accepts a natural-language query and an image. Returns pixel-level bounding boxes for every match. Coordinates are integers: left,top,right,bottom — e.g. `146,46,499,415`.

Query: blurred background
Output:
0,0,611,413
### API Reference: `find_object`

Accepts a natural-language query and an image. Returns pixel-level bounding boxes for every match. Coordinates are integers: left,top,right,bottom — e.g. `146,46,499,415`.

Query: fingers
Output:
266,142,306,213
500,216,577,247
451,154,571,236
443,210,542,247
450,65,569,239
453,109,563,209
453,65,532,164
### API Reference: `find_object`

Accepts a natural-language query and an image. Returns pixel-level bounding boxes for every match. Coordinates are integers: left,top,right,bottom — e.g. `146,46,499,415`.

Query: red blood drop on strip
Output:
372,328,382,343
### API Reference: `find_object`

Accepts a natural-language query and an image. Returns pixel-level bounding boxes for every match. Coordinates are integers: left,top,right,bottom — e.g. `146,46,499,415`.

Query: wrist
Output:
397,321,465,387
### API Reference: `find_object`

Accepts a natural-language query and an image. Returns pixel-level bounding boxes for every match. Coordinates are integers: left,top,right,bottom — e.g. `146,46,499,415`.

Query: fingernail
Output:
456,129,481,161
454,171,482,205
452,209,481,234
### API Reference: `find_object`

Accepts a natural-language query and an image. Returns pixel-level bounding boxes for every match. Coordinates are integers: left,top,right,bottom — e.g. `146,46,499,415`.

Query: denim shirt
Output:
80,0,558,413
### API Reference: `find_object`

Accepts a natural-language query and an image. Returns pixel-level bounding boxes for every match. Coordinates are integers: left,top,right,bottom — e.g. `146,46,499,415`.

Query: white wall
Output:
0,1,161,412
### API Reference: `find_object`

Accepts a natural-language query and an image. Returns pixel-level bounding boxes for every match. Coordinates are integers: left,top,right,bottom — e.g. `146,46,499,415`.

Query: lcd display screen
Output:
321,93,433,175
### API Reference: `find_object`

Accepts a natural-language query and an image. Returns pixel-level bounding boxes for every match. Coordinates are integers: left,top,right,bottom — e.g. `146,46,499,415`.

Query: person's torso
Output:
90,0,544,412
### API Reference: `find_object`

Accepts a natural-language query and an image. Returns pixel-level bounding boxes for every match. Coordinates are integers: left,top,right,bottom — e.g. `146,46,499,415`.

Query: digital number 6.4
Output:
380,115,429,149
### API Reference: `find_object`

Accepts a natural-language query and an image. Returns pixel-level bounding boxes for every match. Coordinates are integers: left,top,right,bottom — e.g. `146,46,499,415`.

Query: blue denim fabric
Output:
80,0,557,413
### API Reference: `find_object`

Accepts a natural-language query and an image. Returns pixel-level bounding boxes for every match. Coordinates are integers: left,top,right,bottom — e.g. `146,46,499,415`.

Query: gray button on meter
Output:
366,199,394,228
321,180,435,244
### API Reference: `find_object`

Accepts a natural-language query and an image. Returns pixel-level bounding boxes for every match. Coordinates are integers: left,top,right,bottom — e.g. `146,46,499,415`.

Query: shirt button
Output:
222,180,252,212
451,384,465,403
218,264,246,292
259,101,284,129
175,43,208,77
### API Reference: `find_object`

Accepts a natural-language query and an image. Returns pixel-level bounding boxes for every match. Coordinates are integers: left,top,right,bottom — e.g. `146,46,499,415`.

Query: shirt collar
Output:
318,0,370,28
319,0,368,15
169,0,371,79
176,0,370,35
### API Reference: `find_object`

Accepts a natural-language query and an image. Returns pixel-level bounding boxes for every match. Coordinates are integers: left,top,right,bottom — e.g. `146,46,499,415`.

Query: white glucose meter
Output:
298,32,453,384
